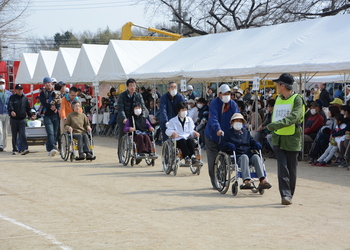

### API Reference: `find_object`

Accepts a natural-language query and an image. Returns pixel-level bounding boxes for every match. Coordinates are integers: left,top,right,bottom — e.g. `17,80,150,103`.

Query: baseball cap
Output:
219,84,231,93
273,73,294,85
30,109,36,114
43,77,52,84
0,78,5,83
310,101,320,108
15,84,23,90
58,81,66,85
187,85,194,90
51,78,57,83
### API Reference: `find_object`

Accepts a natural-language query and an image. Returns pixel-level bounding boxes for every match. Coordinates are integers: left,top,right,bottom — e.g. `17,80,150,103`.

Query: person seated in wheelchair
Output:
65,100,93,160
220,113,271,190
123,103,155,156
165,102,201,165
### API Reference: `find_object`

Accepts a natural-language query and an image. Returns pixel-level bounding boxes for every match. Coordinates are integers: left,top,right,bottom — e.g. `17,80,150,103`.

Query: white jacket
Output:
166,115,195,141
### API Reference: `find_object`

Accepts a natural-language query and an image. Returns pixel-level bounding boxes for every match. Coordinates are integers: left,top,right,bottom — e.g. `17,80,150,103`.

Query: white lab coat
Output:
166,115,195,141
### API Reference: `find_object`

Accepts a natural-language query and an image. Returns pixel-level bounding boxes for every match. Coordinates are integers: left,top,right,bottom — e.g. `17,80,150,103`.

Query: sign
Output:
180,79,187,92
92,81,99,87
252,77,260,91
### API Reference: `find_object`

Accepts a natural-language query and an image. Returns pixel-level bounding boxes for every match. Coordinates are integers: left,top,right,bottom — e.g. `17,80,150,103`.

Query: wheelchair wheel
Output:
214,152,231,194
231,181,238,196
145,158,152,166
162,140,174,174
60,133,70,161
130,157,134,167
258,188,265,195
119,135,131,166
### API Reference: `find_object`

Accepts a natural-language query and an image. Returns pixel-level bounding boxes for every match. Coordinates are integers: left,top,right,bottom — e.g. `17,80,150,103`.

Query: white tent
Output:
31,51,58,83
130,14,350,80
97,40,175,83
51,48,80,83
70,44,107,84
15,53,39,84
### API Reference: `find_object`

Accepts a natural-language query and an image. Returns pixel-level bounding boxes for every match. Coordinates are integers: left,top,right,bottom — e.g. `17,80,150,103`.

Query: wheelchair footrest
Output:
240,184,255,190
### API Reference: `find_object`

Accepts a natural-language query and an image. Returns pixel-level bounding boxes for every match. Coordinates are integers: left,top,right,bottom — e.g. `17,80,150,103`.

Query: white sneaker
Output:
49,149,57,157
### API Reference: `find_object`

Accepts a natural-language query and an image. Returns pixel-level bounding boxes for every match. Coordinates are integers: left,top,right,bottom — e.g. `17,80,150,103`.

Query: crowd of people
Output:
1,74,350,205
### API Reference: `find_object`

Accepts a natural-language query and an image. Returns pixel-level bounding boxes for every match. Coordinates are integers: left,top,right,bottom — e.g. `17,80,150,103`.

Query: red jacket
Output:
304,113,324,135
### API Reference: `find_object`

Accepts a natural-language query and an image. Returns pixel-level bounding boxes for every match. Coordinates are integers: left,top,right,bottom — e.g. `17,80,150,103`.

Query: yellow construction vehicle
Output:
121,22,184,41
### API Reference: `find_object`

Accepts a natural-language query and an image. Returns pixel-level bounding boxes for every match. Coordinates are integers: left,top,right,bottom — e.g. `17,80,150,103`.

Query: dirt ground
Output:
1,136,350,250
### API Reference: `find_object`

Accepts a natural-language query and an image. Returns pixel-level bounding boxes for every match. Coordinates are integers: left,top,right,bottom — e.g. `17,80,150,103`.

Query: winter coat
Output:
159,92,185,130
117,90,146,124
8,93,31,120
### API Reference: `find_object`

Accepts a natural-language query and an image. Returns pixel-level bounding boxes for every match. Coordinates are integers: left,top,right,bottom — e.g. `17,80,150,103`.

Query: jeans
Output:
10,118,27,152
237,154,265,181
0,114,10,149
44,115,60,151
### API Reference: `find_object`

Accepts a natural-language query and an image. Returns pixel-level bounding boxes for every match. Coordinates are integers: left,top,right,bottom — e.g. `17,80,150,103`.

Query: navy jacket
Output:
220,127,258,158
204,97,239,143
8,93,31,120
159,92,185,129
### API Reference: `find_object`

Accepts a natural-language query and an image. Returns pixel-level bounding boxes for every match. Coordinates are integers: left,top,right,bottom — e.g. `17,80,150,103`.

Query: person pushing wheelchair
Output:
220,113,272,190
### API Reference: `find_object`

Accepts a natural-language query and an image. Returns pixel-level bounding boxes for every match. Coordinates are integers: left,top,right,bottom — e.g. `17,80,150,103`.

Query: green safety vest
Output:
272,94,304,135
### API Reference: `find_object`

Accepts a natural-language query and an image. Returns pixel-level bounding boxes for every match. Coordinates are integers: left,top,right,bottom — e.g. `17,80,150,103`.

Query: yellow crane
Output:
121,22,184,41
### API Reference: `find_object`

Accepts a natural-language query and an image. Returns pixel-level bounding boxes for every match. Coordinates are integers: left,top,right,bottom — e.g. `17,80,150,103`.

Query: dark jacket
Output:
117,90,146,124
220,127,259,158
204,97,240,143
159,92,185,130
8,93,31,120
196,104,209,124
304,113,324,135
319,88,332,107
39,89,60,116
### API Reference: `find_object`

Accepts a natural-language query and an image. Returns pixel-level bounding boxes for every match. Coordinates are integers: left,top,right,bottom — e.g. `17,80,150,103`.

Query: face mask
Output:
197,104,203,109
235,94,241,98
180,110,187,118
221,95,230,103
187,105,192,110
310,109,316,115
0,85,4,91
134,108,142,116
233,122,243,131
170,89,177,97
314,88,318,92
258,105,262,109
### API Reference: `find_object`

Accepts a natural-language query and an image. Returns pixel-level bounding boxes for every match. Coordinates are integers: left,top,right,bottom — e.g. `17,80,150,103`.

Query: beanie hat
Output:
43,77,52,84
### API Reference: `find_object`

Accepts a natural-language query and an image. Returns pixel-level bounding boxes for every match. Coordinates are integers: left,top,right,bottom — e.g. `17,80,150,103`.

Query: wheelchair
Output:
118,130,158,167
161,137,202,176
213,150,268,196
60,131,96,162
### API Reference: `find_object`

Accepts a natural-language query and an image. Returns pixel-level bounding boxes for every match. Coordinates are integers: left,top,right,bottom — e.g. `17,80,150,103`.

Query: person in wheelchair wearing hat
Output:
220,113,272,190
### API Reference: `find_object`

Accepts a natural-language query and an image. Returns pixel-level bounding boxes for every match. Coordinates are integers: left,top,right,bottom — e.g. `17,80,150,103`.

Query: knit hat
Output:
43,77,52,84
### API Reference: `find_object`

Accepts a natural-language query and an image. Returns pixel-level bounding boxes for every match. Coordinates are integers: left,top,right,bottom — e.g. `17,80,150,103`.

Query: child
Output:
124,103,155,156
166,102,200,165
312,114,347,166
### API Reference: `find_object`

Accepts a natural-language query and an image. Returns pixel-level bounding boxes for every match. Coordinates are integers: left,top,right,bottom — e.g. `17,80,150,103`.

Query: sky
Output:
25,0,152,37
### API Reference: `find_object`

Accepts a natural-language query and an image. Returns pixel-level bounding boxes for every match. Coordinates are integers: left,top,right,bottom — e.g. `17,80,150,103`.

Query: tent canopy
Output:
31,51,58,84
15,53,39,84
70,44,107,84
130,14,350,81
51,48,80,83
97,40,175,83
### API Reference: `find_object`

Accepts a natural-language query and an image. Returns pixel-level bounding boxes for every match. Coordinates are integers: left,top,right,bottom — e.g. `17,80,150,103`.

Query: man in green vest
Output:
267,73,306,205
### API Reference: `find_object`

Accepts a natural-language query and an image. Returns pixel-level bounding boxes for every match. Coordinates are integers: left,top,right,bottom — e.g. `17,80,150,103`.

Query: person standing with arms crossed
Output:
204,84,240,189
267,73,306,205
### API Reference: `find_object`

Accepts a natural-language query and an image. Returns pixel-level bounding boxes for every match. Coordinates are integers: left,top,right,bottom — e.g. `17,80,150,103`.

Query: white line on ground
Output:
0,214,72,250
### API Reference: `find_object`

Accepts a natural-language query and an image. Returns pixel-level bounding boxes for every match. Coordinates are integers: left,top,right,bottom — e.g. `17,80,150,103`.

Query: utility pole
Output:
178,0,182,34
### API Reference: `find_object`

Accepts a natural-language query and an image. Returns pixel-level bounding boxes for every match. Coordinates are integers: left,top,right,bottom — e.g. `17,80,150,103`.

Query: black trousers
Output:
73,134,90,154
10,118,27,152
176,138,195,158
273,145,299,199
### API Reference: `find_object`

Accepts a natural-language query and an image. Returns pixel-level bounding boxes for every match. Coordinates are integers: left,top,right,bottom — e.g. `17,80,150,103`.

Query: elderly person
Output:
220,113,271,189
187,99,198,122
65,100,93,160
204,84,240,189
159,81,186,143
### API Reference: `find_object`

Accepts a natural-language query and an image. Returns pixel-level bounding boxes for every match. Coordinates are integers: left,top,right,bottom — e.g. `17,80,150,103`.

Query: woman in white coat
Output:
166,102,200,165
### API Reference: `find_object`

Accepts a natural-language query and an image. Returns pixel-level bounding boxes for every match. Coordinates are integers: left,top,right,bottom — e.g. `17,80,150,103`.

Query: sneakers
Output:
86,153,93,160
311,161,319,166
333,157,342,165
282,197,292,205
48,149,57,157
0,146,3,152
78,153,86,159
12,151,19,155
308,158,315,164
21,149,29,155
338,160,347,168
258,180,272,189
184,156,191,165
315,161,326,166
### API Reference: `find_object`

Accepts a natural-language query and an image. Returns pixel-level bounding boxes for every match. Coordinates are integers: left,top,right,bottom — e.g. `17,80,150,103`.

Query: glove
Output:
228,143,236,151
254,142,262,150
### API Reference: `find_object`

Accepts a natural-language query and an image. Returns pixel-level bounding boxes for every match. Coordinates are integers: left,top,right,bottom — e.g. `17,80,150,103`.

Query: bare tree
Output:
0,0,31,60
139,0,350,36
